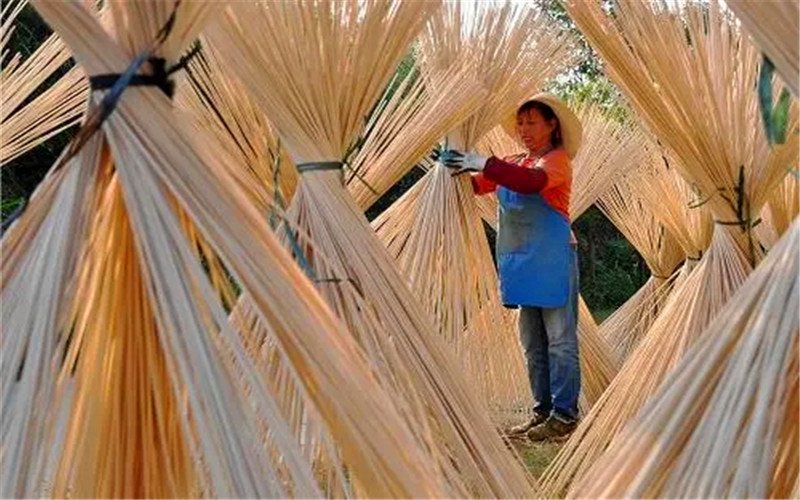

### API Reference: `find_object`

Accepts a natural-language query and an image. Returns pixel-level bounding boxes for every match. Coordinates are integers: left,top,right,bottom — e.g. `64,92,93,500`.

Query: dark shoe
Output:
505,412,548,436
526,415,577,442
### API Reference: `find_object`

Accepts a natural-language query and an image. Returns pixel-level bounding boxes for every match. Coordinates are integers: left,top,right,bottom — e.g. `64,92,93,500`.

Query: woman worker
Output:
442,93,583,441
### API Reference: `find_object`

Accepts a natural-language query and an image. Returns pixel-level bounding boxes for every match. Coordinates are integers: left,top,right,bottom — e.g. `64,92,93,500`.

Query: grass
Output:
518,440,563,478
503,429,564,479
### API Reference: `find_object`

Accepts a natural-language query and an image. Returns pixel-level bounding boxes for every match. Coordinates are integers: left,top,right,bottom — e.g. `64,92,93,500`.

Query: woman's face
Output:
516,108,556,151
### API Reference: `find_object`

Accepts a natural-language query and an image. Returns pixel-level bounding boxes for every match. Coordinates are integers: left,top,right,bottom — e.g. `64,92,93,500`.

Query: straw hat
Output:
502,93,583,159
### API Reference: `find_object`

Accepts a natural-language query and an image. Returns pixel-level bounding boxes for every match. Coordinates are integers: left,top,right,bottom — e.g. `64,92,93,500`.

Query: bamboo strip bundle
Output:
7,1,452,496
570,220,799,499
540,227,752,496
1,136,103,497
1,1,88,164
55,172,201,498
726,0,799,96
574,296,620,412
595,274,678,361
2,3,317,496
207,1,536,496
282,169,535,495
347,61,486,210
376,163,532,415
540,2,795,492
370,2,573,417
176,42,297,214
568,105,649,219
757,169,799,248
632,145,714,263
421,2,574,150
596,168,685,360
597,171,685,283
563,0,799,265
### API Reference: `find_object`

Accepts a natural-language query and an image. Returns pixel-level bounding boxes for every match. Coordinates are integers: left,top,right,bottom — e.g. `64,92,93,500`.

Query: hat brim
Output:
502,93,583,159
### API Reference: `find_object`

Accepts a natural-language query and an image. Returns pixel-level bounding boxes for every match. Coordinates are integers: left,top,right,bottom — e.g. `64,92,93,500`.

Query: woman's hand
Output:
439,149,489,176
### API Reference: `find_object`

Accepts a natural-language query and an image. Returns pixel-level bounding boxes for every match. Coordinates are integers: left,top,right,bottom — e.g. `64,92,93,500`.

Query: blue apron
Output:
496,187,572,308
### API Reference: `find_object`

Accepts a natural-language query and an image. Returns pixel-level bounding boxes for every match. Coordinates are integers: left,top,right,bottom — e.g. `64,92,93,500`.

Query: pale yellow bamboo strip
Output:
1,66,88,165
569,105,649,219
563,0,798,263
176,42,297,212
0,134,102,498
0,0,26,61
540,226,753,497
1,31,70,119
348,61,486,210
21,1,452,496
208,0,537,495
282,168,535,496
597,275,680,363
575,297,620,412
597,171,685,278
596,166,685,360
228,298,354,498
1,5,89,165
757,168,799,248
727,0,799,96
570,220,799,498
632,144,714,260
421,1,575,149
476,125,520,160
55,175,198,498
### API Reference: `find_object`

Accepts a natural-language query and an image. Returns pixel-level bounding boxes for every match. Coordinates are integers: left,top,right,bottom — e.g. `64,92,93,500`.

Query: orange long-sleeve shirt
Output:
471,148,572,221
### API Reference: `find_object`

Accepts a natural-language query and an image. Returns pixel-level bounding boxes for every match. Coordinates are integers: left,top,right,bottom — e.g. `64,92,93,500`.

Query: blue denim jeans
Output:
518,246,580,422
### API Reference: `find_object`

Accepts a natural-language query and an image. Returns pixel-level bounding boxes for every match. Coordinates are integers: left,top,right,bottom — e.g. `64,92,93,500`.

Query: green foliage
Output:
758,56,793,146
573,206,649,314
533,0,630,122
1,196,25,220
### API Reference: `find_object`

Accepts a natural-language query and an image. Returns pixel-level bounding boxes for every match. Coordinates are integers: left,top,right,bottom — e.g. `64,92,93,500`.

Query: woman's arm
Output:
480,157,548,194
471,172,498,195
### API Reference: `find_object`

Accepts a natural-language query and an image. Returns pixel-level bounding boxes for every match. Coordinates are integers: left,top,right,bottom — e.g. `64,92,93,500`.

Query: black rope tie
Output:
714,217,761,228
714,219,749,227
297,161,345,186
296,162,345,173
90,57,172,97
1,1,189,236
89,44,201,99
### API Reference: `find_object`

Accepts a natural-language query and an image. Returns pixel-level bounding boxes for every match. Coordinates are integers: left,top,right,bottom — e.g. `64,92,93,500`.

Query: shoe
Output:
505,412,548,436
526,415,577,442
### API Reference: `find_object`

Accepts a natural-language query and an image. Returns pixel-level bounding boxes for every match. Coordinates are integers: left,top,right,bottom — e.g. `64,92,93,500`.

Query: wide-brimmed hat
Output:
502,93,583,159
